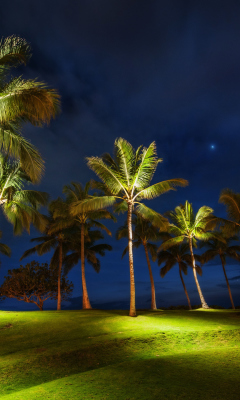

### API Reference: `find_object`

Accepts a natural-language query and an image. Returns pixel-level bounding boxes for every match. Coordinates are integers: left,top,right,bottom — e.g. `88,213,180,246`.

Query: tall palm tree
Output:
63,228,112,280
159,201,217,309
0,35,60,182
73,138,188,316
117,214,163,310
201,234,240,309
158,243,202,310
0,155,48,234
20,199,74,310
50,182,115,309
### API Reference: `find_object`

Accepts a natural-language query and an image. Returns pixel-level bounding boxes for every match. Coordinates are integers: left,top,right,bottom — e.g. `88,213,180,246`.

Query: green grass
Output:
0,309,240,399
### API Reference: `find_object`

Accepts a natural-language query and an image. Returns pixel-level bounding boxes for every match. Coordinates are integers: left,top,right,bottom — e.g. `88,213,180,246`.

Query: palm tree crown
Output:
0,155,48,234
0,35,60,182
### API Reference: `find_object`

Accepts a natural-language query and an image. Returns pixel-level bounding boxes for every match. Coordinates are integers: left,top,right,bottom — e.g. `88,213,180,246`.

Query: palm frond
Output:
136,179,188,201
219,189,240,223
136,203,168,229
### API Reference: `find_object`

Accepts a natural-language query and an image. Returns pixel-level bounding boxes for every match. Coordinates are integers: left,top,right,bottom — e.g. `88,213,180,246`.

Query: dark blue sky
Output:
0,0,240,310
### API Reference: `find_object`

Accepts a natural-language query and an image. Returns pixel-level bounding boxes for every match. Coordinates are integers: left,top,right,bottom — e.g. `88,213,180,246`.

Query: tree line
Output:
0,36,239,316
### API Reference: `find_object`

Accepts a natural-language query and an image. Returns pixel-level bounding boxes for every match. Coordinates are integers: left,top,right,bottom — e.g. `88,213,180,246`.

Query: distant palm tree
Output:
158,243,202,310
159,201,217,309
201,234,240,309
0,35,60,182
0,155,48,235
50,182,115,309
63,228,112,279
20,199,74,310
117,214,163,310
75,138,188,316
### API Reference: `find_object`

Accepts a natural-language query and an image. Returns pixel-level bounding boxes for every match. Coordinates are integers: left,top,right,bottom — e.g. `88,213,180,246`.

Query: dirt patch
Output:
0,323,13,330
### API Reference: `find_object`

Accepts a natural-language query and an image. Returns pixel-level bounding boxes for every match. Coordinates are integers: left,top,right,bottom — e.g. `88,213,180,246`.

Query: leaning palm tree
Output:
64,228,112,282
50,182,115,309
117,214,163,310
201,234,240,309
20,202,75,311
159,201,217,309
73,138,188,316
0,155,49,235
158,243,202,310
0,35,60,182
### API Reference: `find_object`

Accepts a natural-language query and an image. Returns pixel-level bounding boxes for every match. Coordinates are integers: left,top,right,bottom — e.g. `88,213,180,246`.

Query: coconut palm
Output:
20,199,74,310
159,201,217,309
201,234,240,309
158,243,202,310
0,155,48,234
63,228,112,279
49,182,115,309
0,35,60,182
117,214,163,310
74,138,188,316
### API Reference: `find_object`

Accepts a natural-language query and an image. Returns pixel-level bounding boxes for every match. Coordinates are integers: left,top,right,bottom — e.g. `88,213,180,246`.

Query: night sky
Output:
0,0,240,311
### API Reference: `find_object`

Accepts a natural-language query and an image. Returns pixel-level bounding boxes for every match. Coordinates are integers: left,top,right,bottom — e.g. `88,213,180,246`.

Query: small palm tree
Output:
201,234,240,309
158,243,202,310
63,228,112,280
0,35,60,182
159,201,217,309
117,214,163,310
20,199,74,310
74,138,188,316
50,182,115,309
0,155,48,234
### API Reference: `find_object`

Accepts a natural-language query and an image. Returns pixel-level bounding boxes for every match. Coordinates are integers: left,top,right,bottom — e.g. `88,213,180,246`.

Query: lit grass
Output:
0,309,240,399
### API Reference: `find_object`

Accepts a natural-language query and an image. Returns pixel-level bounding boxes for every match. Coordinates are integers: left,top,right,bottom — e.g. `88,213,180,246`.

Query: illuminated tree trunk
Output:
189,238,209,309
143,241,157,310
178,264,192,310
81,223,92,309
57,239,62,311
220,254,235,309
128,202,136,317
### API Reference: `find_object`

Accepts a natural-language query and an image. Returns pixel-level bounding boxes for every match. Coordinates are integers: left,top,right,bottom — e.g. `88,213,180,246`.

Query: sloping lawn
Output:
0,309,240,399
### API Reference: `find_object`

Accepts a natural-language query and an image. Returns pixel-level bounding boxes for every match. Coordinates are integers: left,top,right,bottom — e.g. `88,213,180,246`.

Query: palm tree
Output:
201,234,240,309
159,201,217,309
0,155,49,235
158,243,202,310
20,199,74,310
50,182,115,309
63,228,112,282
0,35,60,182
74,138,188,316
117,214,163,310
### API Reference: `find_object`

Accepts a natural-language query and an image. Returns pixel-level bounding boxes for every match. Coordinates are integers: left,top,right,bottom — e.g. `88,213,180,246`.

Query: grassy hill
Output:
0,309,240,399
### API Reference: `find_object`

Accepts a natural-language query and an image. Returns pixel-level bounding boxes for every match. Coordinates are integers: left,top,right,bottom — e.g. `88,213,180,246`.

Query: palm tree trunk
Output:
220,255,235,309
81,223,92,309
128,202,136,317
189,238,209,309
57,239,62,311
178,264,192,310
143,241,157,310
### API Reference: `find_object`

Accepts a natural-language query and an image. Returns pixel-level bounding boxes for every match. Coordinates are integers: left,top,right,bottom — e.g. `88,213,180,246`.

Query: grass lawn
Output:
0,309,240,399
